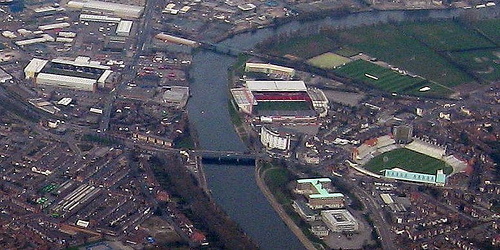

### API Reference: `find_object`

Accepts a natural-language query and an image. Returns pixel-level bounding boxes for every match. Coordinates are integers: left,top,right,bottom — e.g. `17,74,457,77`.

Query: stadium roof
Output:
246,62,295,73
384,168,446,185
246,80,307,92
51,58,110,70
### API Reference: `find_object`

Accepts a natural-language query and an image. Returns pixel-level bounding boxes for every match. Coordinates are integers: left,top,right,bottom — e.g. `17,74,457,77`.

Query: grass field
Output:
256,101,311,111
473,19,500,45
266,34,338,59
331,24,474,88
450,49,500,82
365,148,453,175
401,21,497,51
334,60,453,96
307,52,351,69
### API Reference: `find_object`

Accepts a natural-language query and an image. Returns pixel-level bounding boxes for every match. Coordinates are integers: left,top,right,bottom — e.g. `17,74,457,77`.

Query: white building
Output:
24,58,49,79
321,210,359,233
231,87,256,114
246,80,307,92
24,57,112,92
79,14,121,23
245,62,295,78
260,126,291,151
36,73,97,92
307,88,329,117
116,20,133,36
67,0,144,18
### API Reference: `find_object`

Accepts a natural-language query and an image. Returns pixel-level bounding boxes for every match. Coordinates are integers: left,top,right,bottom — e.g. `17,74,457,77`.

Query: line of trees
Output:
148,154,258,249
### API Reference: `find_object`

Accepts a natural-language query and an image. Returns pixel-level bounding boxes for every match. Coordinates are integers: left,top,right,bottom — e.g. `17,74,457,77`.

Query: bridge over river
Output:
189,149,263,165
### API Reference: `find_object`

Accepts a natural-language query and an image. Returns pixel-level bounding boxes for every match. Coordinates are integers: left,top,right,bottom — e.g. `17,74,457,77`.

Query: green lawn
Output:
266,34,338,59
450,49,500,82
307,52,351,69
331,24,474,87
334,60,453,96
256,101,312,111
365,148,453,175
401,21,497,51
471,19,500,46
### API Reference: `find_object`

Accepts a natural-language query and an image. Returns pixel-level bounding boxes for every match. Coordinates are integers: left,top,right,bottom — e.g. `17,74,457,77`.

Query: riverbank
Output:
255,161,317,250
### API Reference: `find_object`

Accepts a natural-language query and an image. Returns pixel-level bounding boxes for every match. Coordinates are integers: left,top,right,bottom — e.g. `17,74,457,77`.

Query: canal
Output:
187,7,498,250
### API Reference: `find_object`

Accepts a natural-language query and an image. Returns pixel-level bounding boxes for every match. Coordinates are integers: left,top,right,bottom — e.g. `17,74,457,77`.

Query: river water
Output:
187,8,498,250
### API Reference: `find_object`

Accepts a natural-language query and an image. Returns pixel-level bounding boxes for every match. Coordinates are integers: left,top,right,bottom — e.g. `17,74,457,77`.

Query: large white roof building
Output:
246,80,307,92
67,0,144,18
36,73,97,92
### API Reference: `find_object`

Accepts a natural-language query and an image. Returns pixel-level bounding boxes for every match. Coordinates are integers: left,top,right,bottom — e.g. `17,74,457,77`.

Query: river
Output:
187,7,498,250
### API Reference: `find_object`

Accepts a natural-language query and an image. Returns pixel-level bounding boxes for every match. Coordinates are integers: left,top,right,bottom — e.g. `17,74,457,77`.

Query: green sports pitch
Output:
334,60,453,96
364,148,453,175
307,52,351,69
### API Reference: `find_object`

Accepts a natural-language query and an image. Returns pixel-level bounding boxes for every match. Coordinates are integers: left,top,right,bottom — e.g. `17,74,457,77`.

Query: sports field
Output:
307,52,351,69
364,148,453,175
401,21,496,51
331,24,474,88
256,101,312,111
473,19,500,44
450,49,500,82
334,60,453,96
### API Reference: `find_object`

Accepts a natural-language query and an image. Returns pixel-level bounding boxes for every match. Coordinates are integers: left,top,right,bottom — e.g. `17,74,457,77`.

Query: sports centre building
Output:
24,56,113,92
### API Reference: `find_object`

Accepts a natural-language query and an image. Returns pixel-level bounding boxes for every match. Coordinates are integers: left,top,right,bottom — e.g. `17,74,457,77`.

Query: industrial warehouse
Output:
24,56,113,92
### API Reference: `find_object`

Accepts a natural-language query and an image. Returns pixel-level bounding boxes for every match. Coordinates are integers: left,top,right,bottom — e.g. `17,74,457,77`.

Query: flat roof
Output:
25,58,49,74
246,81,307,92
246,62,295,73
297,178,344,199
51,58,110,70
38,22,70,31
79,14,121,23
37,73,97,85
116,20,133,34
322,209,357,224
67,0,144,18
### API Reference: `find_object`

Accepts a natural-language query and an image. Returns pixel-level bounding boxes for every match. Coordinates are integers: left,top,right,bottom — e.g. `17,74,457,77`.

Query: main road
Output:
98,0,159,132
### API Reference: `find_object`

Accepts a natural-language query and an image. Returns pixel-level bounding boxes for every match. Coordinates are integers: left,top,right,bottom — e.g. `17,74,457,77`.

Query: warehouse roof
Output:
246,80,306,92
37,73,97,85
25,58,49,74
116,20,133,35
67,0,144,18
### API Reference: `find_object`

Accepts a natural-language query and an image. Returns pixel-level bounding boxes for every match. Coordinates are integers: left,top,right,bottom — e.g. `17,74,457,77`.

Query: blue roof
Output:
384,168,446,185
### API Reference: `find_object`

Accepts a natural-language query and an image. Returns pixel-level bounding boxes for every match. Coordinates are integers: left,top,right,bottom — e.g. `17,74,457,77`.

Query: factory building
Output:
24,56,112,92
321,210,359,233
67,0,144,18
